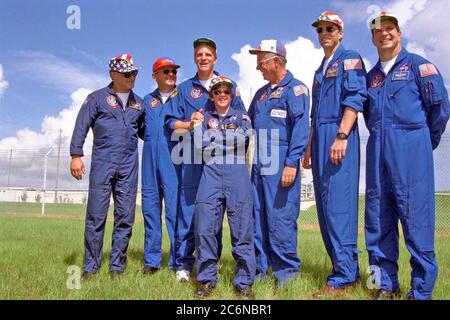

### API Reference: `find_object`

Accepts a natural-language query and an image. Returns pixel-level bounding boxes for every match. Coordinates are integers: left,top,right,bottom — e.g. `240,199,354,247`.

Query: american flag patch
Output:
419,63,438,77
293,85,308,96
344,59,362,70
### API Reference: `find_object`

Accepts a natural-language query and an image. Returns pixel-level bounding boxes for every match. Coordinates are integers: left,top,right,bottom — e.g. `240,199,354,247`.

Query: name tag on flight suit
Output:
392,71,409,81
271,109,287,118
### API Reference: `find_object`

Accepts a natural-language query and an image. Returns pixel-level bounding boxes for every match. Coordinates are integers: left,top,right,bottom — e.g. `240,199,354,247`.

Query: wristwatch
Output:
336,132,349,140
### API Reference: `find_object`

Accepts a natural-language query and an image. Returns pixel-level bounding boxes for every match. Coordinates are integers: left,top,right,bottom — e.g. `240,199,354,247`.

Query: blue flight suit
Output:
248,71,310,285
141,88,181,270
70,82,144,273
166,72,246,272
194,104,255,289
311,45,367,288
364,48,450,300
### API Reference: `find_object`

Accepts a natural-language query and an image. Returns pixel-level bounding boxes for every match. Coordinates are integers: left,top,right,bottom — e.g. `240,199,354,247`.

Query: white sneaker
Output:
176,269,191,282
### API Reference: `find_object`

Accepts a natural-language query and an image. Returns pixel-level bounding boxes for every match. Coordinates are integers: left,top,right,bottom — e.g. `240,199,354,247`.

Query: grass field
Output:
0,199,449,300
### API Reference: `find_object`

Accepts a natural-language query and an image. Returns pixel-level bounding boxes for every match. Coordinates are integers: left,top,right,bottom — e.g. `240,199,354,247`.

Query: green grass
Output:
301,195,450,233
2,194,450,231
0,208,449,300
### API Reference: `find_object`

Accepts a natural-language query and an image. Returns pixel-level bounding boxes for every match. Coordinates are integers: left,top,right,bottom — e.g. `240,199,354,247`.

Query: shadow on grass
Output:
63,250,78,266
127,249,173,269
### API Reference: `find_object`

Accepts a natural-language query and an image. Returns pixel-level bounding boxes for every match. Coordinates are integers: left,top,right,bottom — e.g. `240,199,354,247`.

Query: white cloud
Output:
401,0,450,83
387,0,428,26
362,58,373,72
0,88,92,189
232,37,323,107
14,51,108,93
0,64,9,99
331,0,428,27
0,88,92,151
331,0,449,85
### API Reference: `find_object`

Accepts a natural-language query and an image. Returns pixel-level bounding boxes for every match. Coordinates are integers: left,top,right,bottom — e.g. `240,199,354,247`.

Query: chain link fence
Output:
1,136,449,234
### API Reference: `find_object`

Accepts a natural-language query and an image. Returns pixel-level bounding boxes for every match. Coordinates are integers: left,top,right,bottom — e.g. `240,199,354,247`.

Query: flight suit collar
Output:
105,82,141,120
106,82,139,107
316,45,346,74
271,70,294,90
192,71,220,89
207,105,234,119
150,86,178,102
374,47,409,74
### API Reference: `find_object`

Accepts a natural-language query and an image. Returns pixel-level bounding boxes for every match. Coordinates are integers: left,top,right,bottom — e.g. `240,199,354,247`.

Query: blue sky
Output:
0,0,449,190
1,0,436,138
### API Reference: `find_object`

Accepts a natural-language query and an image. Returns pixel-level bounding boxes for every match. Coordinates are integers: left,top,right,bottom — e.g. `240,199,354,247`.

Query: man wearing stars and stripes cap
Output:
109,53,140,73
363,11,450,300
302,11,368,298
70,53,144,280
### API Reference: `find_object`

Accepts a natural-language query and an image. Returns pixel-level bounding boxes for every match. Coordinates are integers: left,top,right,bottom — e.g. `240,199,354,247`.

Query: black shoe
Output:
405,290,432,300
234,286,254,299
110,270,124,279
194,282,215,299
142,266,159,275
405,290,415,300
373,289,401,300
81,271,98,281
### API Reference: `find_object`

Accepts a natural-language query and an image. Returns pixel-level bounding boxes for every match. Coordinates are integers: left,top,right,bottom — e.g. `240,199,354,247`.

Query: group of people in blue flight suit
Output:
69,9,449,300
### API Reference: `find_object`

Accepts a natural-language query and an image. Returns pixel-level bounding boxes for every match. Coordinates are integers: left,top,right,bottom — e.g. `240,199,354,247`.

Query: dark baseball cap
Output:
193,38,217,50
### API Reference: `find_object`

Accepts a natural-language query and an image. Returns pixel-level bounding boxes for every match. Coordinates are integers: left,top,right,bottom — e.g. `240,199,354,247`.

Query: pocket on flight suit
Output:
364,188,380,234
405,182,434,251
274,201,298,253
423,80,443,106
327,161,350,214
194,201,219,236
227,204,242,245
344,70,358,91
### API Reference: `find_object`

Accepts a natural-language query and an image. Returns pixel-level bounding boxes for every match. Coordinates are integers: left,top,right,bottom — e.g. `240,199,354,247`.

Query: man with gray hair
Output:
248,40,310,287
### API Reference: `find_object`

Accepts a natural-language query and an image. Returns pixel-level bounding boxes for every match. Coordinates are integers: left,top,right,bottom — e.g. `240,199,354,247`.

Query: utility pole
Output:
54,129,62,204
7,149,12,188
42,147,53,216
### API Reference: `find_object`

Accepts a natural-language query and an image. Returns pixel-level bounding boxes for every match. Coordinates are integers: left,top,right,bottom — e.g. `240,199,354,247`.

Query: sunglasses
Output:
123,70,138,78
213,89,231,96
257,56,277,68
161,68,178,75
316,26,338,34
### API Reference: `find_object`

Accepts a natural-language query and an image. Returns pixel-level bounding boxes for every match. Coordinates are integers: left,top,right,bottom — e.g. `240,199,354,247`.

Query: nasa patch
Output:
399,63,410,72
190,87,204,99
208,118,220,130
370,73,384,88
150,98,160,108
106,95,119,109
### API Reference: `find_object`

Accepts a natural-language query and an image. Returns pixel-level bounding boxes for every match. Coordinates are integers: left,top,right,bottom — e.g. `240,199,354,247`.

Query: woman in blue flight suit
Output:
192,76,255,299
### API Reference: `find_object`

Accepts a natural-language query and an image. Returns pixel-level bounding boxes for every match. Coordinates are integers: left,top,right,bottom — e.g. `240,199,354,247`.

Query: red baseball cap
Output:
152,57,180,73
